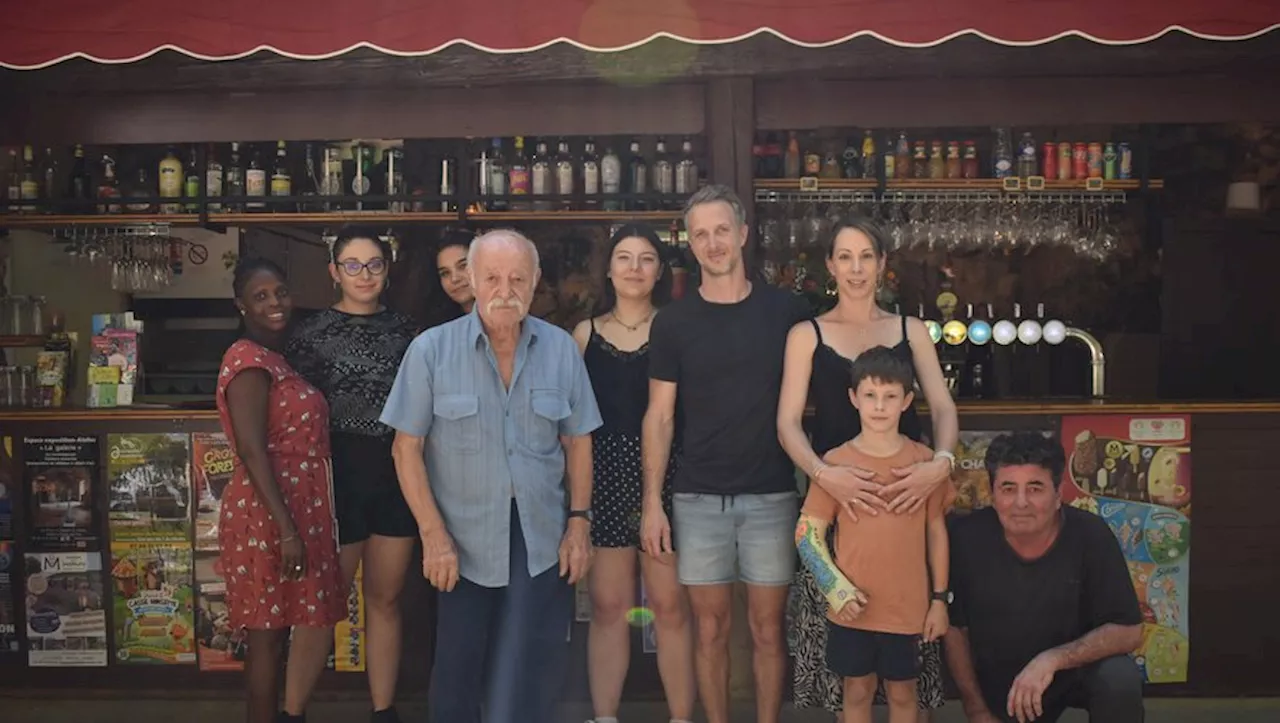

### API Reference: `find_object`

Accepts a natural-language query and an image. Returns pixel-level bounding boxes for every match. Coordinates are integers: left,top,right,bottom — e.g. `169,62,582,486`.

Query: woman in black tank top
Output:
571,224,695,723
776,216,960,716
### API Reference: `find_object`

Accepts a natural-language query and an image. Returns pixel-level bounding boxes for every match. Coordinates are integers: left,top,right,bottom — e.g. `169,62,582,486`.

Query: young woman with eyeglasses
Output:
285,226,418,723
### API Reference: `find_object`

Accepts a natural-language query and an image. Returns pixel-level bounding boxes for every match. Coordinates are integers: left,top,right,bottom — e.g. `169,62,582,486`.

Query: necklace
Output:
610,309,654,332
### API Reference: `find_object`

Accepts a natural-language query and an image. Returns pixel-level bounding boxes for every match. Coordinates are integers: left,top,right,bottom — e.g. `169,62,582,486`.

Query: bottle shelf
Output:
0,209,683,229
754,178,1163,192
0,335,48,348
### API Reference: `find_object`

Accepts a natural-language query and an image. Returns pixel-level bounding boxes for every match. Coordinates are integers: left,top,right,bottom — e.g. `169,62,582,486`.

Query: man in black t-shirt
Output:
640,184,810,723
945,432,1145,723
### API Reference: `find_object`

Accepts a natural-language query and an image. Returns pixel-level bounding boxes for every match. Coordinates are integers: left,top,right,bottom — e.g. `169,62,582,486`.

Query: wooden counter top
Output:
0,400,1277,424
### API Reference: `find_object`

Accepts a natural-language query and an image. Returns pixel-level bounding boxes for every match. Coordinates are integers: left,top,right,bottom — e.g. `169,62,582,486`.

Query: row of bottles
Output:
3,136,703,216
755,129,1135,182
474,136,700,211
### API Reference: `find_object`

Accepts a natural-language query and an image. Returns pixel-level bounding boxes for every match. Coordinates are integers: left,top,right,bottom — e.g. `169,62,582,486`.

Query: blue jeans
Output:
672,490,799,586
429,502,572,723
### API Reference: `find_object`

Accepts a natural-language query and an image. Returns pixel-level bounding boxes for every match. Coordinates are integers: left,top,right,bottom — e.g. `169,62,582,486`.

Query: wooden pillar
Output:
703,76,761,701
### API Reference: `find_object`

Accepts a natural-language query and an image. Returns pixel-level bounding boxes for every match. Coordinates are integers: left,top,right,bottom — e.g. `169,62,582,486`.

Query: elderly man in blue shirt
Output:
381,228,602,723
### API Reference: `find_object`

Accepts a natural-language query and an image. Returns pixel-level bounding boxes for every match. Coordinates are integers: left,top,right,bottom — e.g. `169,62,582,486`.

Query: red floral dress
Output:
215,339,345,630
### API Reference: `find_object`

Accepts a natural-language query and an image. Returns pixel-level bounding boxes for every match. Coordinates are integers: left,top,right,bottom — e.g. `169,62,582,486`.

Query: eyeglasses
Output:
338,258,387,277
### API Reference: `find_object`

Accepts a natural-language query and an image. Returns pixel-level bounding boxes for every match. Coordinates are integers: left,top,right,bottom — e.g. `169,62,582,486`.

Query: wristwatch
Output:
568,509,593,523
931,589,954,605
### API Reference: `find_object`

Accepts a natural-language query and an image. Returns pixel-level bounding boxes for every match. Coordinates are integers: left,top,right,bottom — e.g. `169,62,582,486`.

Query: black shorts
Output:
330,432,417,545
826,621,922,682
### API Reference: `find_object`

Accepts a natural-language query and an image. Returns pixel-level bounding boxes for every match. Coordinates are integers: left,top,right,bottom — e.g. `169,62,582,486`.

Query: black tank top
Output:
583,320,651,436
807,315,924,455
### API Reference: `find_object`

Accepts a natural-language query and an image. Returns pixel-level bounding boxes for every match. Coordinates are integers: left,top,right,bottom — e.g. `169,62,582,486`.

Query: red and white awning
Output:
2,0,1278,70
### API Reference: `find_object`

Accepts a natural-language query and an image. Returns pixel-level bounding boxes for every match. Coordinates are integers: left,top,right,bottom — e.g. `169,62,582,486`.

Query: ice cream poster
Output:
109,541,196,664
1059,414,1191,683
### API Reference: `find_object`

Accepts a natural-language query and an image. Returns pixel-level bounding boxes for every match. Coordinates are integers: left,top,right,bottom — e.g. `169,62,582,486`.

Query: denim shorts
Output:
672,490,799,586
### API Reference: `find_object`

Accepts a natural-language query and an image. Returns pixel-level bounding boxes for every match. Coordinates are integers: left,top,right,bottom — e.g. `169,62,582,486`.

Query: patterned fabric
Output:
215,339,345,630
284,307,417,438
590,432,675,548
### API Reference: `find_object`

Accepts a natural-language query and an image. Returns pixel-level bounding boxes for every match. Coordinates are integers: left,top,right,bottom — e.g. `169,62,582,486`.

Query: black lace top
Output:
583,321,651,436
285,307,417,438
807,315,924,455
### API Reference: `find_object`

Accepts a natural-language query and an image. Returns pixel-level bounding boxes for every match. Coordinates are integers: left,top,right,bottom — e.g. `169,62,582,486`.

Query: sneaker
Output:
371,707,402,723
276,713,305,723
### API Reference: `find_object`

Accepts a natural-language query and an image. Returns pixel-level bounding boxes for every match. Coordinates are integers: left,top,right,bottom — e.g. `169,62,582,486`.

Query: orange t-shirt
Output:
801,437,956,635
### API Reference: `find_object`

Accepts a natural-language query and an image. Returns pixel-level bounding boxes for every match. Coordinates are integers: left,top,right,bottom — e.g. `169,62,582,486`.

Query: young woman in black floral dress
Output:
571,225,696,723
285,227,418,723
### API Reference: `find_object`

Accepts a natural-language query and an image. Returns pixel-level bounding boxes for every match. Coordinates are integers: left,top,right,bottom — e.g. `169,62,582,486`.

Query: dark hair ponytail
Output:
331,225,393,262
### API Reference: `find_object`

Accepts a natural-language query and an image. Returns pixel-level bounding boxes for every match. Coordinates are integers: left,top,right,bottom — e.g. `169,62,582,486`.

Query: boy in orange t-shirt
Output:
795,346,956,723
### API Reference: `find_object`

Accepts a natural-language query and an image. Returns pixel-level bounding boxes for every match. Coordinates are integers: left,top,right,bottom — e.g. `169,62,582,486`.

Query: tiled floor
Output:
1,698,1278,722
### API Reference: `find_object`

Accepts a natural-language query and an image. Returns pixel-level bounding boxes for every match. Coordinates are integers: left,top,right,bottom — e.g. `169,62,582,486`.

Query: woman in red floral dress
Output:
217,258,346,723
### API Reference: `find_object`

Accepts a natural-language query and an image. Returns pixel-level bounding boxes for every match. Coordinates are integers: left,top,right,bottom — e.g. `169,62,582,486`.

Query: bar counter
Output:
0,399,1276,698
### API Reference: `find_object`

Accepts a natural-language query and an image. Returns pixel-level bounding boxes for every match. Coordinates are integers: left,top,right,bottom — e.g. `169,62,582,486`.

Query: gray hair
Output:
466,228,541,276
683,184,748,230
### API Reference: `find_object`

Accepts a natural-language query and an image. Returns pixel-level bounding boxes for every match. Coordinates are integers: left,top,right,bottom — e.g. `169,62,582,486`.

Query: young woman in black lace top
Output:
571,225,695,723
285,227,417,723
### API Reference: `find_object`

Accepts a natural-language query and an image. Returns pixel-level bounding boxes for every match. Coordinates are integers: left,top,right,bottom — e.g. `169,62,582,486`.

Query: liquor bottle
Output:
600,144,621,211
20,145,39,213
1016,132,1037,178
184,146,202,212
5,149,19,211
652,138,674,208
271,141,291,210
554,139,575,209
158,146,183,214
508,136,530,211
40,148,58,213
67,145,91,212
245,146,267,211
803,136,821,177
841,138,860,178
97,155,121,214
224,143,244,213
582,138,600,208
128,166,154,213
894,131,911,179
627,139,647,211
860,130,877,179
204,145,223,212
531,140,552,211
386,147,405,213
783,132,801,179
675,138,698,196
993,128,1014,179
486,137,507,211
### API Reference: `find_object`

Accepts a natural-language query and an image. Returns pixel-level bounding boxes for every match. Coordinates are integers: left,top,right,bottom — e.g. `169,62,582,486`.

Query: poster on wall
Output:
191,433,234,552
0,436,14,539
0,540,19,655
107,434,192,543
108,541,196,665
194,553,246,671
951,430,1054,514
1059,414,1191,684
24,551,108,667
24,437,101,551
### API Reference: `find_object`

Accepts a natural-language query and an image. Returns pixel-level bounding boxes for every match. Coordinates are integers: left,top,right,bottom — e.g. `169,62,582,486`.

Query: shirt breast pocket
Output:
523,388,571,455
433,394,481,454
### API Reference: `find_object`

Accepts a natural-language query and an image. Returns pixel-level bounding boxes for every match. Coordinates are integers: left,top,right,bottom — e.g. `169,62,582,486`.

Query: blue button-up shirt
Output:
380,309,602,588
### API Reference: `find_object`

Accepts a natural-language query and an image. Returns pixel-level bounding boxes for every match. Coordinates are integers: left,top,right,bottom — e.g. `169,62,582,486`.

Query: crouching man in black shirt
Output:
944,432,1145,723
